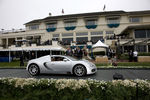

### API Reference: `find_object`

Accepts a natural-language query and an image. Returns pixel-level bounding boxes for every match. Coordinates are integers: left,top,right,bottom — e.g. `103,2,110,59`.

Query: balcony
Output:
46,28,56,32
65,26,76,31
0,29,26,34
107,23,120,28
85,25,97,29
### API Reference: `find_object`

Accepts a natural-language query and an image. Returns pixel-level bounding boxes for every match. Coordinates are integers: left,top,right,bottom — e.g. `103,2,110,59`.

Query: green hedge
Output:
120,53,129,60
0,78,150,100
138,52,150,56
119,52,150,60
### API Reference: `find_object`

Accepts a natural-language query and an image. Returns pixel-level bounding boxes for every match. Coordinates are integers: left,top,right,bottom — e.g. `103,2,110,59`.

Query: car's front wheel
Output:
73,65,86,76
28,64,40,76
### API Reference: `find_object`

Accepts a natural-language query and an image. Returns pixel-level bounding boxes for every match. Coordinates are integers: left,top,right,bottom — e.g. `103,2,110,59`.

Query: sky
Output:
0,0,150,30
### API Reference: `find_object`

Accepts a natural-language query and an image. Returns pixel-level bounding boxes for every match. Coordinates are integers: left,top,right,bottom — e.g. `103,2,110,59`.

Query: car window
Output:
51,57,65,61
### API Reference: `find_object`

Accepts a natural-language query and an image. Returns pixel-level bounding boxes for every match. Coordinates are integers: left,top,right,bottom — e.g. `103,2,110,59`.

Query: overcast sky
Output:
0,0,150,30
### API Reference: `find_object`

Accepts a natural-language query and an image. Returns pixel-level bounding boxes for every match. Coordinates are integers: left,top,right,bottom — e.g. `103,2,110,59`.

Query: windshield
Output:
66,56,78,61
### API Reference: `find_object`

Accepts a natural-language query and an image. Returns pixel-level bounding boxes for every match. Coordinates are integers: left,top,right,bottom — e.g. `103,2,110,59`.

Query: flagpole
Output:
103,4,106,11
62,9,64,15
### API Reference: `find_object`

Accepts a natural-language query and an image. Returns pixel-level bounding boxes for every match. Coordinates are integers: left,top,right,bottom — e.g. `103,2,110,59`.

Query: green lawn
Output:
0,61,150,68
96,62,150,68
0,61,27,68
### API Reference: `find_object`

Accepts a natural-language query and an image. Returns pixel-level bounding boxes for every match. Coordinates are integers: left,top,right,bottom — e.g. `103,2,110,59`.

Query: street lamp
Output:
116,38,121,59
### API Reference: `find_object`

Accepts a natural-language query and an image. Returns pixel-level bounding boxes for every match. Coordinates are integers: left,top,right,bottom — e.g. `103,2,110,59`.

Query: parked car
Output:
26,55,97,76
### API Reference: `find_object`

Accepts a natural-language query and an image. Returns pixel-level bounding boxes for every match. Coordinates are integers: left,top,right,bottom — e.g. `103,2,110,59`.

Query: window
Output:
29,25,39,30
86,20,97,25
135,30,146,38
53,34,59,38
136,45,146,52
65,21,76,27
76,32,88,36
107,17,119,24
91,36,104,44
62,38,73,45
76,37,88,44
62,33,73,37
129,17,141,23
47,23,56,28
135,29,150,38
106,31,114,34
51,56,65,61
147,30,150,38
91,31,103,35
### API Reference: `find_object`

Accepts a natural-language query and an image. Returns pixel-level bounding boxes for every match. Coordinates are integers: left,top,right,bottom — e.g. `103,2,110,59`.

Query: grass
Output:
0,60,27,68
96,62,150,68
0,61,150,68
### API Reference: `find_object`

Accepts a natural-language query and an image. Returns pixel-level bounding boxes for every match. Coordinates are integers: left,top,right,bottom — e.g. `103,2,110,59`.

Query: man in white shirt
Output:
133,50,138,62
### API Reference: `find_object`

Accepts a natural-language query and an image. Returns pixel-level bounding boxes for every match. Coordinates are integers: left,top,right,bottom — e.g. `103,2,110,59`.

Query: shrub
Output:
0,78,150,100
138,52,150,56
120,53,129,60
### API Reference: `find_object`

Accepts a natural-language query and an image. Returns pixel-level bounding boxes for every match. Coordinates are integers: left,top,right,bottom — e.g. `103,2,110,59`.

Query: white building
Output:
0,10,150,53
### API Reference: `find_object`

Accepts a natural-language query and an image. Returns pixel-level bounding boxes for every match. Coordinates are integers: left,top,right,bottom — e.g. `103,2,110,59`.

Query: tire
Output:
73,65,86,76
28,64,40,76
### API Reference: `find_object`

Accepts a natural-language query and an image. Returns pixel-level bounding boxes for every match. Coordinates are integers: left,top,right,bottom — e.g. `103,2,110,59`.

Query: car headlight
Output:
90,64,95,67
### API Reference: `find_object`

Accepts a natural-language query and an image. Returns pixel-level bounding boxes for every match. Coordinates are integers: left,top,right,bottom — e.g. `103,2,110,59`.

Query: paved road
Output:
0,68,150,81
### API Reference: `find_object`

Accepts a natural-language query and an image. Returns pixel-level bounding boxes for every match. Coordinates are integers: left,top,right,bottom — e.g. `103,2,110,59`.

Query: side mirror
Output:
63,59,68,62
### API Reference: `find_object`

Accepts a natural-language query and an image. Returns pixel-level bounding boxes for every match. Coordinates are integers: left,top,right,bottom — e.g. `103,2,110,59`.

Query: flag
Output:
103,4,106,11
62,9,64,14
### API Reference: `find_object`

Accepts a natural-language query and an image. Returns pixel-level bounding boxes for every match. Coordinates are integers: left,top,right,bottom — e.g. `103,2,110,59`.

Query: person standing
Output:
66,47,73,56
77,47,83,59
133,50,138,62
20,55,24,66
128,50,133,62
30,52,36,60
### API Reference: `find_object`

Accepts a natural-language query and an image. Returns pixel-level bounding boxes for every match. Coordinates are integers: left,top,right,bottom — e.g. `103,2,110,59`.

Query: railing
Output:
0,29,26,34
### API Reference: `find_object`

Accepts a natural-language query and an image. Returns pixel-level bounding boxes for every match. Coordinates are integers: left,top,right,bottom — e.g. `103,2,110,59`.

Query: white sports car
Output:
26,55,97,76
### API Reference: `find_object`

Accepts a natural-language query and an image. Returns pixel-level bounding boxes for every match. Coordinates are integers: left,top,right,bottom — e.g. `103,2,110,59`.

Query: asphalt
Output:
0,68,150,81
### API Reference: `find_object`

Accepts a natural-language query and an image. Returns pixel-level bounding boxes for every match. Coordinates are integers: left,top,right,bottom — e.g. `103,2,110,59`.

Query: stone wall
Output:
138,56,150,62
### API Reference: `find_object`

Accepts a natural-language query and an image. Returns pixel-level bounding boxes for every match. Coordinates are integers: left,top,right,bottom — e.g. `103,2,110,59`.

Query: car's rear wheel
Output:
28,64,40,76
73,65,86,76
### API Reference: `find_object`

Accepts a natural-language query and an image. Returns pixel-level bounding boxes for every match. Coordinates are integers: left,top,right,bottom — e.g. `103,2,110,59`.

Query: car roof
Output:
50,55,66,57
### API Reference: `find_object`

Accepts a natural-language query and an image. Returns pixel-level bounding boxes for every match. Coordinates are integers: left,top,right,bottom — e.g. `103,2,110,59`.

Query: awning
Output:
117,24,150,36
0,46,66,52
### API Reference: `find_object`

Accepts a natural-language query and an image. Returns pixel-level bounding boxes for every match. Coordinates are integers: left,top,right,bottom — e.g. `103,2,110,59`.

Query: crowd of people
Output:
65,47,88,59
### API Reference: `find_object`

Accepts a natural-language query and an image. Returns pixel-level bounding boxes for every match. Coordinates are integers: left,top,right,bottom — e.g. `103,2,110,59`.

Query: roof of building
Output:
24,10,150,25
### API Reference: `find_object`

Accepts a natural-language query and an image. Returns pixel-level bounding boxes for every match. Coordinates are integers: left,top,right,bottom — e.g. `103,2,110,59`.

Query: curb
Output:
0,67,26,69
97,68,150,70
0,67,150,70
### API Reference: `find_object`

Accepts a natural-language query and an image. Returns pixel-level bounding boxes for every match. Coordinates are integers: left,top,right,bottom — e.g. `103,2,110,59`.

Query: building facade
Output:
0,10,150,53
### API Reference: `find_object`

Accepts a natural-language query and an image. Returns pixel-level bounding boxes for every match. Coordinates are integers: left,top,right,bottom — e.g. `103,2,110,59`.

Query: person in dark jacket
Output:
20,55,24,66
128,50,133,62
76,47,83,59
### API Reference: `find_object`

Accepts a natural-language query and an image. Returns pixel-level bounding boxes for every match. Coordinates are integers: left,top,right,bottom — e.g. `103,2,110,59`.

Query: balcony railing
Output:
85,25,97,29
46,28,56,32
65,26,76,31
0,29,26,34
107,23,120,28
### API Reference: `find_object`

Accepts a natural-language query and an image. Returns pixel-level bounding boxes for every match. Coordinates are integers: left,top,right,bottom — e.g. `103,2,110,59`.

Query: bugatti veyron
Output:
26,55,97,76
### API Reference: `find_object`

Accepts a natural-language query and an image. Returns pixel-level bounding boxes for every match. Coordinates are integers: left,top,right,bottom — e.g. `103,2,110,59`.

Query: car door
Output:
46,56,72,72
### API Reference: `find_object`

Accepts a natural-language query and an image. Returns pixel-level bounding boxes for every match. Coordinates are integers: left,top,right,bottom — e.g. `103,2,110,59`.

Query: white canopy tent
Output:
92,40,109,48
90,40,109,58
